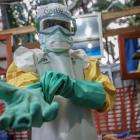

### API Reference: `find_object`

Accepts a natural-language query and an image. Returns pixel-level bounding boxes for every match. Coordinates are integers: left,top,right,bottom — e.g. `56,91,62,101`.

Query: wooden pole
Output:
0,26,36,35
103,26,140,37
102,6,140,21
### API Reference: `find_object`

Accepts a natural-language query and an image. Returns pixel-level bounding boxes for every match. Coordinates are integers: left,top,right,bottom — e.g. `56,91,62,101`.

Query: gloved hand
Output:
41,71,106,109
0,80,59,131
0,70,106,131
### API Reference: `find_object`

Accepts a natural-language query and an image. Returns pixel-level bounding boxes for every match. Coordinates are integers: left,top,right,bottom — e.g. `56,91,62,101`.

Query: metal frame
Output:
118,31,140,80
73,12,104,58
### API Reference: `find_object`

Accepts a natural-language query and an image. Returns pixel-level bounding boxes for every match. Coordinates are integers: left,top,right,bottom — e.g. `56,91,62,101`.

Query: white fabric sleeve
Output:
14,46,44,73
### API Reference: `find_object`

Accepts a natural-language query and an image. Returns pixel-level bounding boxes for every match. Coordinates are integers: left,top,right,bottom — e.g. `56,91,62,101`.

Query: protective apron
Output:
31,26,98,140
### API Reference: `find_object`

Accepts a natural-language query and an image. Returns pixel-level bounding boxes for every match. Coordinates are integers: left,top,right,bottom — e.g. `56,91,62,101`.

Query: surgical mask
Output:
39,25,73,53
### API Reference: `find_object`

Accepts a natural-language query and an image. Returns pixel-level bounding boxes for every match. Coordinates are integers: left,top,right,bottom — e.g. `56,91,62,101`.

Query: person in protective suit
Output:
0,0,115,140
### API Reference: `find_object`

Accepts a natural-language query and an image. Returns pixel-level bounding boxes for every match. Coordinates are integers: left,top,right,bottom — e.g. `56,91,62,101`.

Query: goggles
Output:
39,18,76,35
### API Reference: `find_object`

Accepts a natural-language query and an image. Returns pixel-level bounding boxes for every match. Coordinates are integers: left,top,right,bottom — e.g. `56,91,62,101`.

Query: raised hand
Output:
0,81,59,131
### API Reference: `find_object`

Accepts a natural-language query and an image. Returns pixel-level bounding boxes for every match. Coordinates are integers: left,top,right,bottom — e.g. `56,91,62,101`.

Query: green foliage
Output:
6,5,18,28
5,1,37,47
129,15,140,26
92,0,112,11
